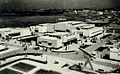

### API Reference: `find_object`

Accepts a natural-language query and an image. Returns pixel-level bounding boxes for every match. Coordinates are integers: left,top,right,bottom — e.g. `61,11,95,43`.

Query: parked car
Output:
90,39,96,43
80,44,91,49
68,64,82,71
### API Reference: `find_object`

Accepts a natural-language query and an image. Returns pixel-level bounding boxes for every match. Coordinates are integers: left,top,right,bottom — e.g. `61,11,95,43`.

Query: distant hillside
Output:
0,0,120,10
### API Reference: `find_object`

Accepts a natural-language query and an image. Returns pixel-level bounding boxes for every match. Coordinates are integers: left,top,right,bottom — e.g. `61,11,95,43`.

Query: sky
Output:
0,0,120,10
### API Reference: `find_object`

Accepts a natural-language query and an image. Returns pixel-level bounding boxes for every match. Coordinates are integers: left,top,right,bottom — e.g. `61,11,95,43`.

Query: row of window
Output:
67,37,77,42
92,30,102,34
8,32,20,37
49,35,61,39
39,41,52,46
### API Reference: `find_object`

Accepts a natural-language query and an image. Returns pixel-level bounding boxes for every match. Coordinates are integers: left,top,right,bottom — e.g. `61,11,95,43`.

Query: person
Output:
65,45,67,50
57,52,59,55
0,60,1,65
45,48,47,52
85,39,87,42
46,56,48,63
15,39,16,43
23,44,28,58
79,63,83,69
41,54,43,57
54,61,59,64
25,54,28,57
76,51,78,55
61,63,69,68
24,45,27,51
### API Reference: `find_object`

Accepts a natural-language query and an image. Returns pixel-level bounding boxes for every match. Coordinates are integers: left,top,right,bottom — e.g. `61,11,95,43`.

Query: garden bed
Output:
12,62,36,72
0,68,22,74
34,69,61,74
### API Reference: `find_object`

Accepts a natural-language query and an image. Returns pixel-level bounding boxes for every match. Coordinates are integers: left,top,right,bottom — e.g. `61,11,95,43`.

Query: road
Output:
0,39,119,69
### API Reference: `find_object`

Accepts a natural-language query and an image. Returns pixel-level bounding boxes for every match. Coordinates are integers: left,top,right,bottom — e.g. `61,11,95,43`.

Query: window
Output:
39,41,42,44
8,32,20,37
48,43,52,46
80,34,83,36
66,29,70,32
35,30,38,32
42,41,47,43
76,27,80,30
92,30,101,34
49,35,53,37
57,36,61,39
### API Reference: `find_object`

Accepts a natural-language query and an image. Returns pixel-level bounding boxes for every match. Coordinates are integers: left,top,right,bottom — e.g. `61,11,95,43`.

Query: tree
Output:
23,43,28,57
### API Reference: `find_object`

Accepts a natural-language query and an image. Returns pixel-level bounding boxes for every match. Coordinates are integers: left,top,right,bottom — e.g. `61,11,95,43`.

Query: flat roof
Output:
0,45,6,50
73,23,90,27
88,20,109,24
95,47,108,52
110,48,119,52
0,28,21,34
40,36,58,40
39,23,55,26
0,28,29,33
65,21,82,24
47,32,69,36
81,24,95,29
39,23,49,26
13,35,35,39
56,21,83,25
0,28,11,32
17,35,38,40
7,29,20,33
81,27,103,32
90,27,103,31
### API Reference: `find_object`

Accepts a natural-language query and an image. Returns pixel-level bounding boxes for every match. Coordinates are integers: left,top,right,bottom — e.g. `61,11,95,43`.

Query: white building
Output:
0,43,8,51
55,21,86,32
30,23,55,33
0,28,20,38
55,21,90,40
37,36,63,49
93,47,110,58
80,24,103,38
12,28,38,42
45,32,77,44
19,28,32,37
93,46,120,61
37,32,78,49
110,47,120,60
0,28,32,39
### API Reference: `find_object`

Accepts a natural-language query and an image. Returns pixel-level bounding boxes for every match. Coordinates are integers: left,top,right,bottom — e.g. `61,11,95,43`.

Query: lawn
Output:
0,68,22,74
12,62,36,72
34,69,61,74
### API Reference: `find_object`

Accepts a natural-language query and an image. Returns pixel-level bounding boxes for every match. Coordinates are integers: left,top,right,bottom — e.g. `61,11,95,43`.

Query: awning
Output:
17,35,38,41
